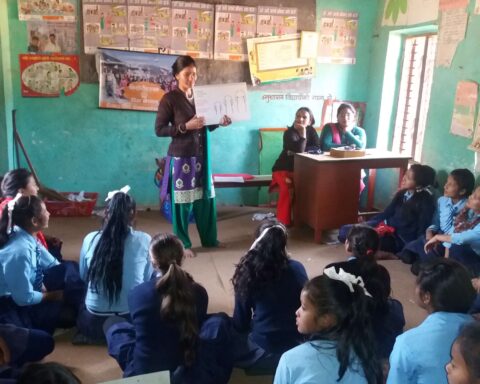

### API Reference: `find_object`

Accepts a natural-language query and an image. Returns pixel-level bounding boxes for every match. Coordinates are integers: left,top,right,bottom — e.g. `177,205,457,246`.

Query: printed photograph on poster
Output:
83,1,129,54
256,6,297,37
214,4,256,61
27,21,77,54
128,0,171,53
247,33,315,86
317,10,358,65
19,54,80,97
451,80,477,138
193,82,250,125
98,49,178,111
18,0,76,21
170,1,214,59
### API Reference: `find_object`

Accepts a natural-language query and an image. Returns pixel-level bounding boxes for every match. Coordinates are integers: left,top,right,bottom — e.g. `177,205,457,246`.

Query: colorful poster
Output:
214,4,256,61
128,0,171,53
247,33,315,86
383,0,439,26
19,54,80,97
27,21,77,54
451,81,477,138
18,0,76,21
98,49,177,111
170,1,214,59
256,6,297,37
317,10,358,65
83,0,129,54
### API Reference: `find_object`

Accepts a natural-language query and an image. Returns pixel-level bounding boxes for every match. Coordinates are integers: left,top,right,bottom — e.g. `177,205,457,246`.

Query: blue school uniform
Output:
388,312,472,384
274,340,368,384
232,259,308,372
106,278,208,377
77,228,153,340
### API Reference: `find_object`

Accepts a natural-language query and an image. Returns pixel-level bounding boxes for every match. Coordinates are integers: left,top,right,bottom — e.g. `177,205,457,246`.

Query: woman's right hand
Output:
293,123,307,138
185,115,205,131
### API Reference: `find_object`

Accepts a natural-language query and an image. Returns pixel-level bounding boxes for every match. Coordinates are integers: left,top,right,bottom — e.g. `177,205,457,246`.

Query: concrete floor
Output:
42,206,426,384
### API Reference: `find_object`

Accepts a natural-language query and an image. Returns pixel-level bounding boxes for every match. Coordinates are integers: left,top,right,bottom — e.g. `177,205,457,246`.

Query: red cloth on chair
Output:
270,171,294,226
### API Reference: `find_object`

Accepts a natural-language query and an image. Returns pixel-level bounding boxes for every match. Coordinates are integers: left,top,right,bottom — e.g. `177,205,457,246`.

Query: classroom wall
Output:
1,0,379,207
367,0,480,204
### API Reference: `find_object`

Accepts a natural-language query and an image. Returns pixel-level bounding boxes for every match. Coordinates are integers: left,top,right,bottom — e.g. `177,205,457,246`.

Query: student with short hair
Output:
446,321,480,384
274,269,383,384
231,220,308,373
18,362,81,384
75,187,152,344
387,259,476,384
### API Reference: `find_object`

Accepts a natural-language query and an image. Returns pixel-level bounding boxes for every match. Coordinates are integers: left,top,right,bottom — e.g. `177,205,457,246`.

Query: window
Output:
392,34,437,162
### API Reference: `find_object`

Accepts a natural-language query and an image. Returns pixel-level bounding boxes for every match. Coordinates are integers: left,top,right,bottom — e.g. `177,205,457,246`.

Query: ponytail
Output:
156,262,198,366
346,225,379,262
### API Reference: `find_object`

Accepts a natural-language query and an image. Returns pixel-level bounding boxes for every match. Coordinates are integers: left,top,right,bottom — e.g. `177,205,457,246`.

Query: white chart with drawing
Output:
193,82,250,125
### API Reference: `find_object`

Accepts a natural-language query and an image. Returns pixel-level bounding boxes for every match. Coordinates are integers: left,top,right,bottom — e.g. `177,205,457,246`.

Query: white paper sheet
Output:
435,8,468,67
100,371,170,384
300,31,318,58
475,0,480,14
193,82,250,125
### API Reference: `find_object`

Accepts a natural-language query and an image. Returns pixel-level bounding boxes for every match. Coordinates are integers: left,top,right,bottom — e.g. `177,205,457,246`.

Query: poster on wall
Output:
98,49,178,111
214,4,256,61
469,110,480,152
247,33,315,86
435,8,468,67
19,54,80,97
317,10,358,65
256,6,297,37
475,0,480,14
382,0,438,26
26,21,77,54
127,0,171,53
170,1,214,59
82,0,129,54
18,0,76,21
439,0,468,10
450,80,477,138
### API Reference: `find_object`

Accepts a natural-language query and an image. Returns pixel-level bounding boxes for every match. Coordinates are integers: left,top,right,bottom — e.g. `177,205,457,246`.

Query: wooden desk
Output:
293,150,410,243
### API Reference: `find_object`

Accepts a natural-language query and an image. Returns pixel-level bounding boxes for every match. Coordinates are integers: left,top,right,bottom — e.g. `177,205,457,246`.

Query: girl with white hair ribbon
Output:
74,186,153,345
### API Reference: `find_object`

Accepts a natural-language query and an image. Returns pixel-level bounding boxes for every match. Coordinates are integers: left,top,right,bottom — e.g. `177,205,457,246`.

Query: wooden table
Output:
293,150,411,243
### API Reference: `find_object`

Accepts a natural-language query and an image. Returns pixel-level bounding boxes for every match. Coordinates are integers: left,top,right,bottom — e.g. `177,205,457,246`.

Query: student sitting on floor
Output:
75,187,152,344
105,233,208,378
326,225,405,360
446,321,480,384
338,164,436,254
17,362,81,384
398,168,474,270
274,269,383,384
270,107,320,226
0,195,83,334
387,259,476,384
0,169,63,261
231,219,308,374
424,186,480,275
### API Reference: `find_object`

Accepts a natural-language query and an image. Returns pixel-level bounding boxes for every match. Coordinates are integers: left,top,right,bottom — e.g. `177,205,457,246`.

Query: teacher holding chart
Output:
155,55,231,257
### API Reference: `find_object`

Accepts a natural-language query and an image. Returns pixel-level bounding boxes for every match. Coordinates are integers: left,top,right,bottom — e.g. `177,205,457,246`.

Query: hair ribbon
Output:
105,185,131,201
323,266,372,297
7,193,23,234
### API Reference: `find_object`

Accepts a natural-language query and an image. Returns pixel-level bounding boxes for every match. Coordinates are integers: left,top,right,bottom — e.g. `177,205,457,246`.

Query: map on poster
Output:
128,0,171,53
83,0,129,54
170,1,214,59
27,21,78,54
317,10,358,65
98,48,177,111
19,54,80,97
214,4,256,61
18,0,76,21
256,6,297,38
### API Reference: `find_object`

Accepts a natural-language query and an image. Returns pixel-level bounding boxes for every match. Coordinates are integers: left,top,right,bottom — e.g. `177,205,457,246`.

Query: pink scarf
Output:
331,124,342,144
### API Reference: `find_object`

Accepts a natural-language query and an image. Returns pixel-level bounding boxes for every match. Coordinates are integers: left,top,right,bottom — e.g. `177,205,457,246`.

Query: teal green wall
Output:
2,0,379,206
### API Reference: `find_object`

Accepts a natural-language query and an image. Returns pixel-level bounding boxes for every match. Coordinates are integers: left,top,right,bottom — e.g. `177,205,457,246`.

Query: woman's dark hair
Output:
18,362,81,384
305,275,383,384
450,168,475,197
456,322,480,380
152,233,198,367
290,106,315,127
232,219,289,298
0,195,44,248
416,258,476,313
1,168,32,197
336,103,356,118
410,164,436,189
172,55,196,76
346,225,379,262
86,192,136,306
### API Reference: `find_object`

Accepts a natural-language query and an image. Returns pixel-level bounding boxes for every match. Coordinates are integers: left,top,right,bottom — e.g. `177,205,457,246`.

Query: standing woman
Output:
156,55,231,257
